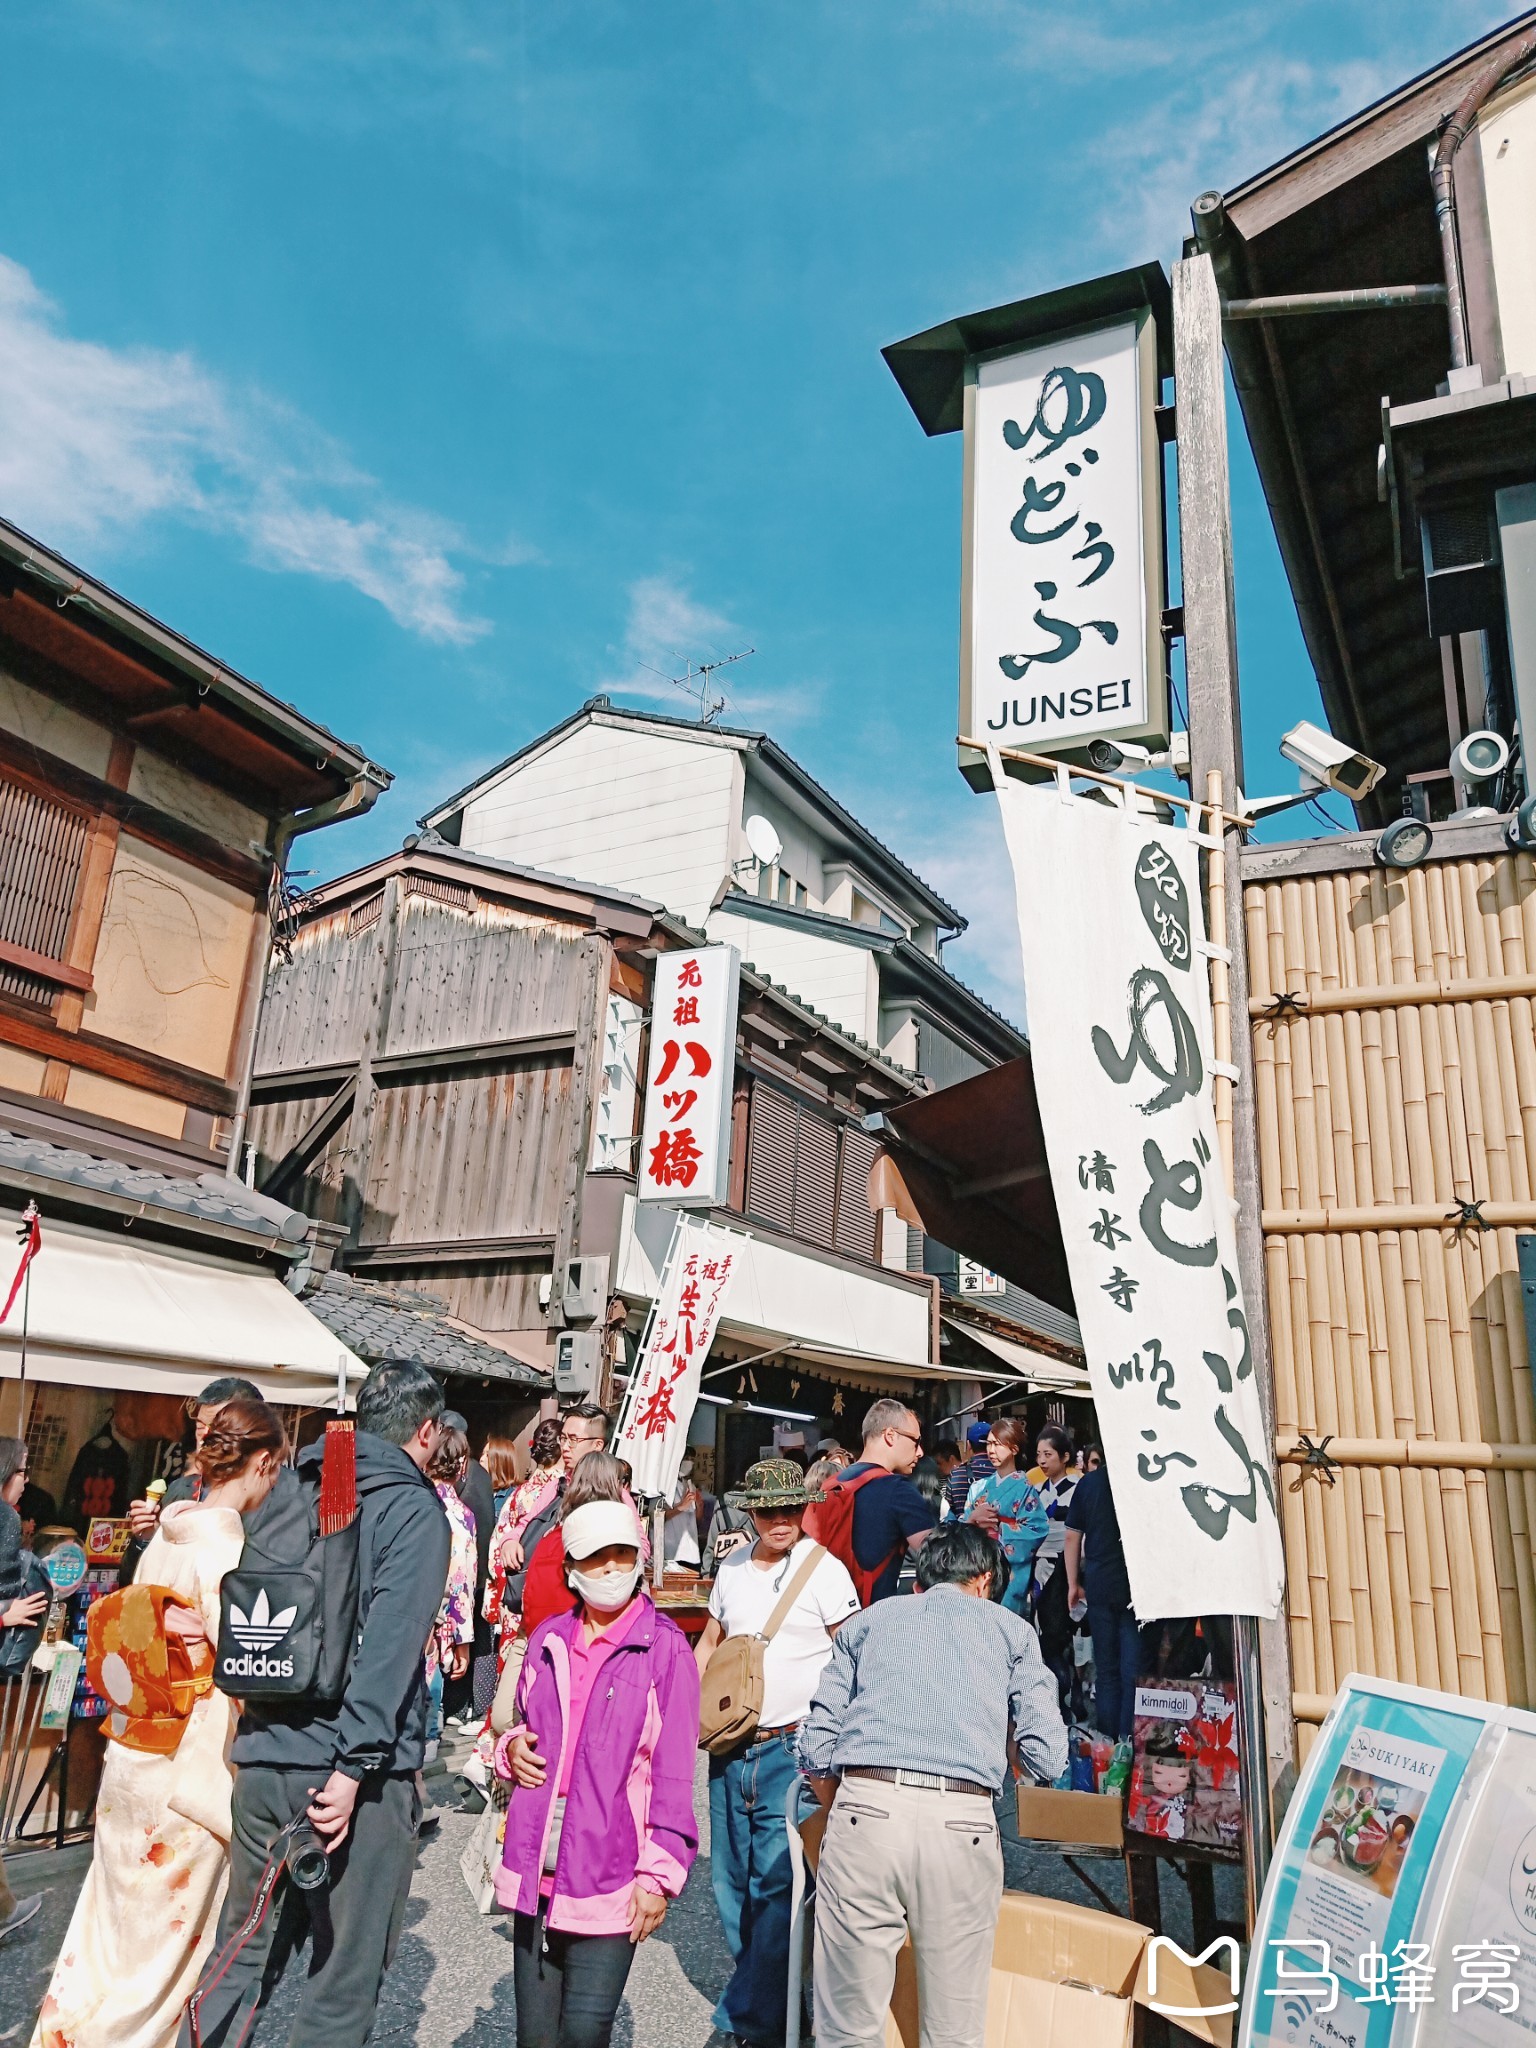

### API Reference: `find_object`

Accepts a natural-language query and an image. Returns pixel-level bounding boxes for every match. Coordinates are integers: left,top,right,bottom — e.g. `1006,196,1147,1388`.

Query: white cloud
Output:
1089,52,1394,261
600,574,746,709
0,253,506,643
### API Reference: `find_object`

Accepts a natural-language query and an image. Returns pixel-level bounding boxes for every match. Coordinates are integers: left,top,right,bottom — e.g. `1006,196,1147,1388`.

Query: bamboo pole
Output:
1261,1200,1536,1232
1207,769,1235,1194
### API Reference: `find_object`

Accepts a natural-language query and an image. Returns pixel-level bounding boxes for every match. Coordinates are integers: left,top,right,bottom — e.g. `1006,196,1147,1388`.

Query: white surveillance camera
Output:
1086,738,1151,772
1449,729,1510,787
1278,720,1385,803
1085,733,1188,776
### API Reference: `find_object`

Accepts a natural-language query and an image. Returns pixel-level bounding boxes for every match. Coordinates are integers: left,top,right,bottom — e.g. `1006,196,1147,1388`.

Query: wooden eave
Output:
289,845,660,940
0,566,377,815
1210,11,1536,823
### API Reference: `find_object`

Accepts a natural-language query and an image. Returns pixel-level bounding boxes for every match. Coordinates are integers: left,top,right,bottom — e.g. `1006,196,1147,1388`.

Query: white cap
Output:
563,1500,643,1561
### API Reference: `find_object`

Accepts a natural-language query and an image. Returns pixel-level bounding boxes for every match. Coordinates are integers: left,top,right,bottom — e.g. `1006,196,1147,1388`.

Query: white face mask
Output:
569,1562,642,1612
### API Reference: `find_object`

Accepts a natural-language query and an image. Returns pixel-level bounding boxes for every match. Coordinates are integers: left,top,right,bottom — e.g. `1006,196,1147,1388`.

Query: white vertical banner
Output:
992,764,1283,1619
637,946,740,1208
616,1215,740,1500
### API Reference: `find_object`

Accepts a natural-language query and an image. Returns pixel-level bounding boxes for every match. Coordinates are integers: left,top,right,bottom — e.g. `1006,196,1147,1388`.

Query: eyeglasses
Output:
559,1428,602,1445
891,1428,923,1448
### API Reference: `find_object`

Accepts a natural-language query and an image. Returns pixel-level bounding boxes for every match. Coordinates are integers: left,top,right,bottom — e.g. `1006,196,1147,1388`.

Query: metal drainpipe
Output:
1432,32,1536,371
223,770,389,1181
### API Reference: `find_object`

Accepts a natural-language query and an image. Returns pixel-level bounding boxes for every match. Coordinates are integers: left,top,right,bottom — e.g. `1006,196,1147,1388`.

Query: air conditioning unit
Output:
562,1255,609,1324
555,1329,605,1398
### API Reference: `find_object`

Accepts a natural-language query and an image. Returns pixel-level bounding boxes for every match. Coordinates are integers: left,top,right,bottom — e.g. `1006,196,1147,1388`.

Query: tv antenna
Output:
641,647,756,724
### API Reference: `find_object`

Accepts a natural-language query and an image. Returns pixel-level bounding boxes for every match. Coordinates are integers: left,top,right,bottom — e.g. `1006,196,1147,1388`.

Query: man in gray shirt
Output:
799,1521,1067,2048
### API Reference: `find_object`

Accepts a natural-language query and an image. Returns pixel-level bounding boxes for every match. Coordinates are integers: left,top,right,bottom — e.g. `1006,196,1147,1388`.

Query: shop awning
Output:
615,1194,938,1381
865,1057,1073,1314
942,1316,1094,1395
0,1215,366,1409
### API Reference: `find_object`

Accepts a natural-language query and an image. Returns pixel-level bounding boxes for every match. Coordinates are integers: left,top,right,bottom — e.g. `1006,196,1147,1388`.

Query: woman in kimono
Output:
32,1398,286,2048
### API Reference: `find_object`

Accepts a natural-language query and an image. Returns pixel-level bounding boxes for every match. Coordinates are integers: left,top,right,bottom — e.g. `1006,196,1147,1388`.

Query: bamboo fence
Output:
1246,847,1536,1761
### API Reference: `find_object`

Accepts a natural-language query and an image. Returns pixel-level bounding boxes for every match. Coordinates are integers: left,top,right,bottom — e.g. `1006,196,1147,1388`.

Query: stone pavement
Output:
1,1754,1241,2045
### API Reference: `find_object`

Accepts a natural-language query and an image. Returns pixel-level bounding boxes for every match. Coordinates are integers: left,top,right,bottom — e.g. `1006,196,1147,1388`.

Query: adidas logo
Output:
228,1588,298,1651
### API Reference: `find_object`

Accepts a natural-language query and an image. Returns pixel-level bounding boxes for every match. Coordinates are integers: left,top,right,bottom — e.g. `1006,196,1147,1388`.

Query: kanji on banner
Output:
990,754,1283,1619
616,1216,739,1500
637,947,740,1210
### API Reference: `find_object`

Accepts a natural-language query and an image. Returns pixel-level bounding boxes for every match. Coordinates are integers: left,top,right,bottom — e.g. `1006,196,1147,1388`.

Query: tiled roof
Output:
302,1271,551,1386
0,1128,311,1251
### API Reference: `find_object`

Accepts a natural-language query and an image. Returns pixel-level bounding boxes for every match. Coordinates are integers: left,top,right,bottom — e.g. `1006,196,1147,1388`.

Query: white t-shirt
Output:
708,1537,860,1727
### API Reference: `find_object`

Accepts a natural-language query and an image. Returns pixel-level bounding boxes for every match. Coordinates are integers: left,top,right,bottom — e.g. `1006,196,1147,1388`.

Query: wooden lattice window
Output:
0,773,89,1005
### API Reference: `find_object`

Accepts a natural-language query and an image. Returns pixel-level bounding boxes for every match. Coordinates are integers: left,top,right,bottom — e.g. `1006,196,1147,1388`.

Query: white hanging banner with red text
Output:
616,1214,740,1499
637,945,740,1209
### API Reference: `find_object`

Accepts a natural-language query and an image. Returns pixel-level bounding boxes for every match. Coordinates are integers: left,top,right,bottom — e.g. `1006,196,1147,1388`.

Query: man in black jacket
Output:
179,1361,450,2048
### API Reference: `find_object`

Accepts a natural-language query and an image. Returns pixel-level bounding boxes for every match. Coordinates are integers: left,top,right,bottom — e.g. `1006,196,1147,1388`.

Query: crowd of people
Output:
0,1372,1174,2048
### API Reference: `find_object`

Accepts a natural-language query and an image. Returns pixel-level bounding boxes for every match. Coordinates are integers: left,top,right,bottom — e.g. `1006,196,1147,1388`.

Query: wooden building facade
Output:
247,836,956,1455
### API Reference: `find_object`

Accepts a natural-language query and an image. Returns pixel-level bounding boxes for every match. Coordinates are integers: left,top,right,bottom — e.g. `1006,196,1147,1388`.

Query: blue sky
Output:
0,1,1509,1017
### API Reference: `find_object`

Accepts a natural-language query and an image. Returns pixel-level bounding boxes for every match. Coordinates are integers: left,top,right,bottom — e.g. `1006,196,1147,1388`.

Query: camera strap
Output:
184,1814,312,2048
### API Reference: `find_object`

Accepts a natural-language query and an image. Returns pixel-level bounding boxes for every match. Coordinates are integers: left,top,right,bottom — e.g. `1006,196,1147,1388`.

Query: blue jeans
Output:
426,1664,444,1745
1089,1603,1144,1737
708,1729,800,2046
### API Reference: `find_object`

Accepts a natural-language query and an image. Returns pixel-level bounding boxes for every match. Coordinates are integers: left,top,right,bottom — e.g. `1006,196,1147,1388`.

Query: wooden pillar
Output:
1173,250,1296,1906
546,934,610,1330
339,874,404,1248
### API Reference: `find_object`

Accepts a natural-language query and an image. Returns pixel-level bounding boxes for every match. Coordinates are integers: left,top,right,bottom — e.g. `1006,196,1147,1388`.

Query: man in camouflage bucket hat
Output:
694,1460,859,2048
724,1458,824,1512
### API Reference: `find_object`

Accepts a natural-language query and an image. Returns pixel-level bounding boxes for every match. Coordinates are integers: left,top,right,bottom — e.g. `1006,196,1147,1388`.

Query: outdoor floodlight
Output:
1375,817,1434,870
1508,792,1536,853
1450,729,1510,787
1278,720,1386,804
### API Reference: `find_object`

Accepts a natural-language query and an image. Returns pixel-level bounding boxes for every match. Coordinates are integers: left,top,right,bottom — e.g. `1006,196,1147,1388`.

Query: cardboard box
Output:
1016,1782,1125,1850
885,1891,1235,2048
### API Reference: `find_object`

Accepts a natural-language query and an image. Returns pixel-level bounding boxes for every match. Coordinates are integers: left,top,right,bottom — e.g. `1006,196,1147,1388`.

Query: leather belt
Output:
844,1766,992,1798
752,1723,799,1740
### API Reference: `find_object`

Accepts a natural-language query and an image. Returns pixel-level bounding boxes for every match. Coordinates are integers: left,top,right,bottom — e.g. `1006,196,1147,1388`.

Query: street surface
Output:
2,1751,1240,2044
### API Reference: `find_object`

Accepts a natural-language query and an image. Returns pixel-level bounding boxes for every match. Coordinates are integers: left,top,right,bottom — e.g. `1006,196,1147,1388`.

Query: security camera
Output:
1278,721,1386,803
1086,738,1153,772
1450,729,1510,787
1085,733,1190,776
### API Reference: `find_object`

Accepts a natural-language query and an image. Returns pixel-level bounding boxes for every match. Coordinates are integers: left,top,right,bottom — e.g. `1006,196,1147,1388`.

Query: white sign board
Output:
964,313,1165,759
992,760,1283,1618
637,946,739,1209
616,1215,739,1499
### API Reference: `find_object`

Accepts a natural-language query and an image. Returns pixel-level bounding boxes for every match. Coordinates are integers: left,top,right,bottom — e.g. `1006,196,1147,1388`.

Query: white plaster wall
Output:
458,722,740,928
706,906,879,1041
1482,76,1536,375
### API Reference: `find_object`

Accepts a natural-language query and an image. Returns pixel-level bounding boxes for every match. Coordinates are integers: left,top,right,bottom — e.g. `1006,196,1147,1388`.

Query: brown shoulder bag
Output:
697,1543,826,1757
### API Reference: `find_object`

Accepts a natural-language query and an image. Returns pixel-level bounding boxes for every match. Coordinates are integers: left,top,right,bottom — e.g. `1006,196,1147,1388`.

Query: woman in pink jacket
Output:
495,1499,700,2048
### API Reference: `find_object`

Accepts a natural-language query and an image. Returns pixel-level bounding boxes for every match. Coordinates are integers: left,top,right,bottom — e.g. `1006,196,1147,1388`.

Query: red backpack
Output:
804,1468,896,1607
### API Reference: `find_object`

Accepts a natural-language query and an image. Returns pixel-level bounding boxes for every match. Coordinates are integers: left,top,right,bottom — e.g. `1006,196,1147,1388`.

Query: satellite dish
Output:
744,814,783,867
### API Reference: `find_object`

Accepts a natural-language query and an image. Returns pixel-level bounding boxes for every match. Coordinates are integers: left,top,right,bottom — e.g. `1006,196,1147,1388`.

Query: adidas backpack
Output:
213,1422,360,1701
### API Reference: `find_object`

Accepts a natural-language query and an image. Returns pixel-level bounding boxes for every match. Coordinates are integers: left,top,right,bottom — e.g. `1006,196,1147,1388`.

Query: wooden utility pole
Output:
1173,250,1296,1913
